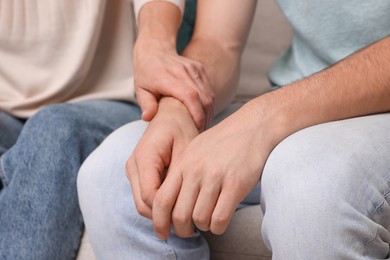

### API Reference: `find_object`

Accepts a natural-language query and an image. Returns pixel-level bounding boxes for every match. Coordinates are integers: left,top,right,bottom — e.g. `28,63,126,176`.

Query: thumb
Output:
136,88,159,121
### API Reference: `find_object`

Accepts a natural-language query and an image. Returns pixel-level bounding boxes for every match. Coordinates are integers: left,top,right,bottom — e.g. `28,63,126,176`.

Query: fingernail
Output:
156,232,167,241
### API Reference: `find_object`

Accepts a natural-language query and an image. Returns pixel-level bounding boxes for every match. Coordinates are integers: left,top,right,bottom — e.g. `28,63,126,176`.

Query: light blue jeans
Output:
0,100,141,260
78,112,390,259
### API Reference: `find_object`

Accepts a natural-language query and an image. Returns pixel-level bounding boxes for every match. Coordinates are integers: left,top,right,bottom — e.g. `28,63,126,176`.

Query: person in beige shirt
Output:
0,0,206,259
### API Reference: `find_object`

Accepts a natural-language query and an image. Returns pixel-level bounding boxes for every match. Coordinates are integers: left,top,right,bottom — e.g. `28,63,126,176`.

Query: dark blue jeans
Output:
0,100,141,260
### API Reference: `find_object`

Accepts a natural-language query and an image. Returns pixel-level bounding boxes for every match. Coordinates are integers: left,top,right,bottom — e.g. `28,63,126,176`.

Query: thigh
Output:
0,112,24,156
78,121,210,259
261,113,390,259
1,100,141,187
0,100,141,259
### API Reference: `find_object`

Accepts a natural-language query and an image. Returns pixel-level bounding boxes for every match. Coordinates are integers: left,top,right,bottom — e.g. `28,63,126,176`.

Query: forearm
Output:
250,36,390,148
182,0,256,115
181,39,240,115
135,1,182,57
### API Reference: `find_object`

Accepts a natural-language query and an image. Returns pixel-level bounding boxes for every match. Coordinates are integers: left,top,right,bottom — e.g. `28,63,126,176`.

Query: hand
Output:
126,98,199,219
151,102,275,239
134,37,214,130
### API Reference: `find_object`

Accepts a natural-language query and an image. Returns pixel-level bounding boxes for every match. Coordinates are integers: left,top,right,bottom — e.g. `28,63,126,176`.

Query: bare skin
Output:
129,0,390,241
127,0,256,221
153,35,390,239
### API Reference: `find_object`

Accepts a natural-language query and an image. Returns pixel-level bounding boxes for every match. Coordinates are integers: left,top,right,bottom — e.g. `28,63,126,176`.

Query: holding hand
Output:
134,1,214,130
151,102,275,239
134,41,214,130
126,98,199,219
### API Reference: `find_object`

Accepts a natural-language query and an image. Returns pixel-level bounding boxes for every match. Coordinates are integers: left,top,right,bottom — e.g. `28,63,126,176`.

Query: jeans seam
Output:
364,190,390,247
160,240,177,260
369,190,390,220
364,231,379,248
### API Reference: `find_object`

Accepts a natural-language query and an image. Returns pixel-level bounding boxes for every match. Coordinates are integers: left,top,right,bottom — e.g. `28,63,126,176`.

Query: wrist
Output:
157,98,198,129
240,93,292,152
181,38,241,114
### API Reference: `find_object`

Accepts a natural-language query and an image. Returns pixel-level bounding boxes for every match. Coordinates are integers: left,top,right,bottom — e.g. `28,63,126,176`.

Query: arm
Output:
258,36,390,147
134,0,213,129
181,0,256,115
127,97,198,218
152,36,390,239
127,0,256,219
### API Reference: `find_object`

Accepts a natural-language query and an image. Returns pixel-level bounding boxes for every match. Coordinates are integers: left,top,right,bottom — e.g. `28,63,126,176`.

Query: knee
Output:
77,121,148,220
261,122,381,211
260,120,390,256
77,137,126,233
77,149,102,206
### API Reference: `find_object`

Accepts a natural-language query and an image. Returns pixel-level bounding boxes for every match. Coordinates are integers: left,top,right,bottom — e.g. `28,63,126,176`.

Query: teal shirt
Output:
269,0,390,86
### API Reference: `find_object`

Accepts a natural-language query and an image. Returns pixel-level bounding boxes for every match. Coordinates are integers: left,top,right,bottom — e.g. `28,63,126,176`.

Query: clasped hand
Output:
127,99,268,241
134,37,214,130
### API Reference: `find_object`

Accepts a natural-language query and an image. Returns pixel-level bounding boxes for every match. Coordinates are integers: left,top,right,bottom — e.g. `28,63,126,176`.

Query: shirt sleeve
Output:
133,0,185,24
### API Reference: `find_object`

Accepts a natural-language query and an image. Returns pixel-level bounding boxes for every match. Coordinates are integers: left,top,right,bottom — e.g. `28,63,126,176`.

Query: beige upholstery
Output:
76,1,292,259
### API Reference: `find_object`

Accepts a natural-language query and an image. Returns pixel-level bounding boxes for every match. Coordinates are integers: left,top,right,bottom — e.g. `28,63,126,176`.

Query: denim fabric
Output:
0,112,24,156
0,100,141,260
78,121,210,260
77,105,259,260
79,112,390,259
261,113,390,259
0,112,24,190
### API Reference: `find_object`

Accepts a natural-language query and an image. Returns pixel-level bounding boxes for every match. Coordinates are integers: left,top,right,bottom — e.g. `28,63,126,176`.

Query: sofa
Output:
76,1,292,259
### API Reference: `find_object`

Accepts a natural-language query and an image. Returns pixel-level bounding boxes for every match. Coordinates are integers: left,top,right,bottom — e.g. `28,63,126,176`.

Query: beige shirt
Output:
0,0,184,118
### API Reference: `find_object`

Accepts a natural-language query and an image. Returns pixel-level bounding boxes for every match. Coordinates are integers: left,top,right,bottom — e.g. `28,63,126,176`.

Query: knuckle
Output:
172,210,191,225
203,97,214,110
200,90,214,109
139,190,153,206
206,170,222,183
190,61,202,73
184,88,199,101
135,202,150,218
190,61,203,72
154,193,171,209
211,214,229,233
153,223,164,234
171,64,187,76
194,61,203,68
192,214,209,229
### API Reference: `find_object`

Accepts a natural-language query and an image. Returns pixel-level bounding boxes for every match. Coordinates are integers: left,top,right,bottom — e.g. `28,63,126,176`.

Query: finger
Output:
151,71,205,129
171,179,200,238
168,80,205,129
152,171,183,240
183,64,214,130
198,66,215,129
210,185,243,235
141,62,207,129
135,148,168,208
126,156,152,218
136,88,159,121
192,184,221,232
187,63,214,108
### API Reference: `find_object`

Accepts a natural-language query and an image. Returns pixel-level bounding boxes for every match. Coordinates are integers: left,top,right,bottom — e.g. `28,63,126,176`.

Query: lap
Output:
1,100,141,188
262,113,390,204
261,113,390,258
